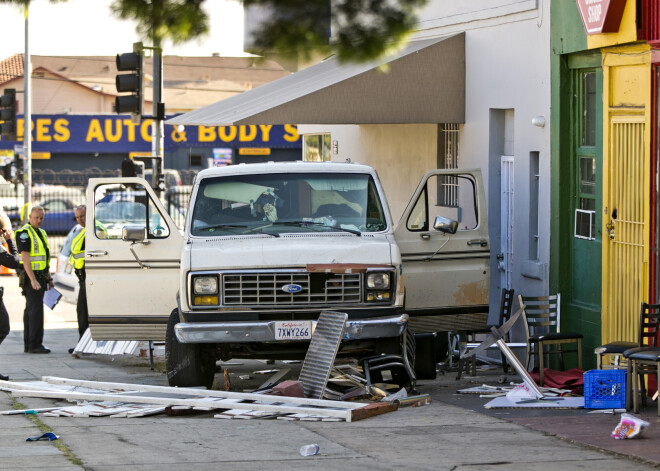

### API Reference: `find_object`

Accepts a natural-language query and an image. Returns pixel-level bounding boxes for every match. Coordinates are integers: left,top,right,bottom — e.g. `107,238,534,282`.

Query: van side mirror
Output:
433,216,458,234
122,225,147,242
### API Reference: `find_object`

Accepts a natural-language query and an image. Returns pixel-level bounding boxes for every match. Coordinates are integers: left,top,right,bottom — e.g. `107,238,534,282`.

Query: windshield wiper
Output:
199,223,248,232
272,220,361,236
247,227,279,237
199,223,279,237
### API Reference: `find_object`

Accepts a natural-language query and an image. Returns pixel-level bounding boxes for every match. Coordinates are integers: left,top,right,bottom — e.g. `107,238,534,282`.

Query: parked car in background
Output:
6,198,78,235
7,198,78,234
52,223,83,304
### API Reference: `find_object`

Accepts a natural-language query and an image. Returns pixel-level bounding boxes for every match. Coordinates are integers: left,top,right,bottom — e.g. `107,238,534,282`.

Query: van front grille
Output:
222,272,362,306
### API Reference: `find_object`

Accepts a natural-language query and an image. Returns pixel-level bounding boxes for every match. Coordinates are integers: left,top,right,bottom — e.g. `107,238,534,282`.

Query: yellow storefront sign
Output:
239,148,271,156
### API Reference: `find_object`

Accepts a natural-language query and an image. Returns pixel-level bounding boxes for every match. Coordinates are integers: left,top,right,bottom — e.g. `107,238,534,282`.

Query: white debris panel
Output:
0,376,396,422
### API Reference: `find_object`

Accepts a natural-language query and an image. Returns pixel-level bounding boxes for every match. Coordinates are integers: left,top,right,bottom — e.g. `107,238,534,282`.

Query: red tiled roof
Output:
0,54,23,85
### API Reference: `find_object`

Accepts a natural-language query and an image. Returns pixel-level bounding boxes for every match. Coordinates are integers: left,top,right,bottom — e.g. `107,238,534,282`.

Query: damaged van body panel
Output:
85,162,489,387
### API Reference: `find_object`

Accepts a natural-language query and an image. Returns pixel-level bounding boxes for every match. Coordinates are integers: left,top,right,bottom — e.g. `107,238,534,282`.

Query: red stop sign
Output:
576,0,626,35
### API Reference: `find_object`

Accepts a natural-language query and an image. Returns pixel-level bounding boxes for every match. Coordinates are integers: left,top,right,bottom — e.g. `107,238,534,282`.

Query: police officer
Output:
68,205,106,354
69,205,88,352
0,212,20,379
16,206,53,354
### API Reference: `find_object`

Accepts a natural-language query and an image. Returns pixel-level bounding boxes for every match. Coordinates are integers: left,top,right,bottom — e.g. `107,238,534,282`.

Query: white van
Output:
85,162,490,388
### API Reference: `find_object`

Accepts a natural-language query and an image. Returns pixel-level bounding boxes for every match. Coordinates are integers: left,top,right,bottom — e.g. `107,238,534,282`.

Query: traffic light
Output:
121,158,144,178
0,88,16,141
115,47,143,117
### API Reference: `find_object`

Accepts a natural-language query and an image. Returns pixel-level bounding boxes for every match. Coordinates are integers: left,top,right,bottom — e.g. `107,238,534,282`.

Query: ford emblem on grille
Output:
281,283,303,293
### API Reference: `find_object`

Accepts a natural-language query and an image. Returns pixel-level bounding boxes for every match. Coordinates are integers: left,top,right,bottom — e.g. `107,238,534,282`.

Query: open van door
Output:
394,169,490,333
85,178,184,340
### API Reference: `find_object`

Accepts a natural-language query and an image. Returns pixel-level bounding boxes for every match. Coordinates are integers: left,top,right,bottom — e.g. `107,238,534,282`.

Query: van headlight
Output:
192,275,219,306
367,272,390,289
365,271,393,303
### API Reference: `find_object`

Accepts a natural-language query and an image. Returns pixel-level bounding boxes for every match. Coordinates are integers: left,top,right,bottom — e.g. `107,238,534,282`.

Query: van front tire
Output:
165,308,216,388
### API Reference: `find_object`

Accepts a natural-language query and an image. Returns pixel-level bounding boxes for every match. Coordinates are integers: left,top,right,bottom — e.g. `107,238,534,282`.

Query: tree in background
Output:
111,0,427,64
242,0,427,63
110,0,209,52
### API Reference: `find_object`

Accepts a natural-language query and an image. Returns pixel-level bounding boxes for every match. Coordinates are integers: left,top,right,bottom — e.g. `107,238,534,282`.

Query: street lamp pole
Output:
23,4,32,216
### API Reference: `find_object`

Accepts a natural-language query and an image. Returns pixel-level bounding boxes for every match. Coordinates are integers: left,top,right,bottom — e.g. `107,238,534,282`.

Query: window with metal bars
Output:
437,123,460,207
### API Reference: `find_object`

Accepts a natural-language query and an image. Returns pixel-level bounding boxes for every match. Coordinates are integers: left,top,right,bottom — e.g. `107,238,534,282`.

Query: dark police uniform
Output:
16,223,51,353
0,238,20,346
70,227,87,338
0,237,20,379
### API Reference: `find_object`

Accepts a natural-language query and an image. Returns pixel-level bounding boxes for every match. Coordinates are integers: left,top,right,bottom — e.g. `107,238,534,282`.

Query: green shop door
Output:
566,68,603,370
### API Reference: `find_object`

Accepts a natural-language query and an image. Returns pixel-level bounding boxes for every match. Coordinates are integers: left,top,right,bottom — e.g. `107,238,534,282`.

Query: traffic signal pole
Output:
23,4,31,217
115,42,164,197
152,46,164,197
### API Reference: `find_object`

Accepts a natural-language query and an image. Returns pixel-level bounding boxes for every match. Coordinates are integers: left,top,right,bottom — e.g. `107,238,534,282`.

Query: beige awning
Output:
166,33,465,126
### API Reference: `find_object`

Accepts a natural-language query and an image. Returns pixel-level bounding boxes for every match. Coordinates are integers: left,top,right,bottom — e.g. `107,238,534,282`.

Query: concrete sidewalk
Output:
0,279,658,470
0,327,655,470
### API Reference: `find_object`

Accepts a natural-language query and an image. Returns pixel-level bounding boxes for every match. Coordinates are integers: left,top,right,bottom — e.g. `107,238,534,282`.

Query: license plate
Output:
274,321,312,340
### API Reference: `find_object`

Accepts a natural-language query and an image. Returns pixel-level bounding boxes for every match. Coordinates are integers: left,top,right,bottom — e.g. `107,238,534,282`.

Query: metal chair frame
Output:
622,303,660,414
457,288,515,378
519,293,582,387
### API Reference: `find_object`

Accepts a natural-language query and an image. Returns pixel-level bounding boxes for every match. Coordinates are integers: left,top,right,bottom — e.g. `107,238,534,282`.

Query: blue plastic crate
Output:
583,369,626,409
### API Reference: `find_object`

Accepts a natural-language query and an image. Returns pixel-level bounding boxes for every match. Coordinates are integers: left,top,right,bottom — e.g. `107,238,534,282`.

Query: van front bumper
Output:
174,314,409,344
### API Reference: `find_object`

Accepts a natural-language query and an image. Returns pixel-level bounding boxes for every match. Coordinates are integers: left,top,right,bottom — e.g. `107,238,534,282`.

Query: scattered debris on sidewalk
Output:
0,372,428,422
26,432,59,442
0,313,431,422
456,382,583,409
71,329,139,356
611,413,650,439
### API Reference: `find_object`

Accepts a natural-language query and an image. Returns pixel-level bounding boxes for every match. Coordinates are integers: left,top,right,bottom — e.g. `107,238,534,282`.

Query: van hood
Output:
188,234,393,270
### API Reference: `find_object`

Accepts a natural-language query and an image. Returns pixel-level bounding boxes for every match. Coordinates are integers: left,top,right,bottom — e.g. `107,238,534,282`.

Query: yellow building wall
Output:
600,43,652,346
587,0,638,50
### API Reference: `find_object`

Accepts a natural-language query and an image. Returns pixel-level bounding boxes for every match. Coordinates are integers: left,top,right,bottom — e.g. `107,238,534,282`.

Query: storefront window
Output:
303,134,331,161
582,72,596,147
575,70,597,240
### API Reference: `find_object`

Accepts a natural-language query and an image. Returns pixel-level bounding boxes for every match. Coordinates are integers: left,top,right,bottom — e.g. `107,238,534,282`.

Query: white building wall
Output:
302,124,437,222
300,0,551,312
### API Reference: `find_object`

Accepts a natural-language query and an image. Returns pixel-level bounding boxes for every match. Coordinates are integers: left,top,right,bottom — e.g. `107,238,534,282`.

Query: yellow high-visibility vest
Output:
17,224,49,271
70,228,85,270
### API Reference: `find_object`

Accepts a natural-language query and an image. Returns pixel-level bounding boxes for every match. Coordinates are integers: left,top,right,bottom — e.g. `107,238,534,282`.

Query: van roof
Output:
197,161,375,179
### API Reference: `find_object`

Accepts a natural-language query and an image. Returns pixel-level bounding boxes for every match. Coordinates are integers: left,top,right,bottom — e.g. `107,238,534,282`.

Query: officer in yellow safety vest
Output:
16,206,53,354
69,205,88,352
69,205,106,355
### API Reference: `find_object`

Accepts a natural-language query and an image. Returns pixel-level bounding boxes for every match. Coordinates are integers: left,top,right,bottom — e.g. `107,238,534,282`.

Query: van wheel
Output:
165,309,216,388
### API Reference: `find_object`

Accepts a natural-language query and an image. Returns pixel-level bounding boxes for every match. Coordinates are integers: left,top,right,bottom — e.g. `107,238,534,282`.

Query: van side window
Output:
93,183,170,239
406,174,478,232
407,187,428,231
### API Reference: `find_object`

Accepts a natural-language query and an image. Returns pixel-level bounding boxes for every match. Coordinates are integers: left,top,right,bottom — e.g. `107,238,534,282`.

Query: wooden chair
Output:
518,293,583,387
457,288,515,378
622,303,660,414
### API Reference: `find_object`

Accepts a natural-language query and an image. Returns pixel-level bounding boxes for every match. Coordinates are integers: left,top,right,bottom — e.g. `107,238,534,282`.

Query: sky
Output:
0,0,246,59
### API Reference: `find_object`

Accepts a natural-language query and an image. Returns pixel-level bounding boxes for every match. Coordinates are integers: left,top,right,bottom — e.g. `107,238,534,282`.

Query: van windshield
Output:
190,172,387,236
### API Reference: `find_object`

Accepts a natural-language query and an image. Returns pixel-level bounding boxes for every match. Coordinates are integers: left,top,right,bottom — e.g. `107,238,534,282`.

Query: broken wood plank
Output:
350,402,399,422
